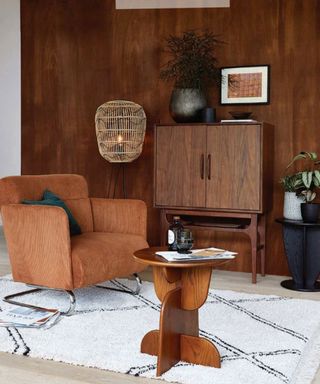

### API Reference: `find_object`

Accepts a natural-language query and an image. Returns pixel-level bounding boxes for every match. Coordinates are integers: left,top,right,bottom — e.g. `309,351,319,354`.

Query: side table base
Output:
132,249,232,377
280,279,320,292
141,330,220,376
141,286,220,376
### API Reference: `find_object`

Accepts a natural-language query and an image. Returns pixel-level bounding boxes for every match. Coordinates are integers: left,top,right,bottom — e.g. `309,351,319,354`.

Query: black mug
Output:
201,107,216,123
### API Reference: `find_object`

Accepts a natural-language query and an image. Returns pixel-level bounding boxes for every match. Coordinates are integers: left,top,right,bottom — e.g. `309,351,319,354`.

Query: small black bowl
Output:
229,111,252,119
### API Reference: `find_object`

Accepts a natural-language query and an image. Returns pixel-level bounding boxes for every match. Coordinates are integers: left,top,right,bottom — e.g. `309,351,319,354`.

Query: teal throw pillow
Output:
22,189,81,236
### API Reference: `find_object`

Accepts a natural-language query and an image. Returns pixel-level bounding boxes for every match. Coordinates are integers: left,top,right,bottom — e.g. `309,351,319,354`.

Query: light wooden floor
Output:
0,228,319,384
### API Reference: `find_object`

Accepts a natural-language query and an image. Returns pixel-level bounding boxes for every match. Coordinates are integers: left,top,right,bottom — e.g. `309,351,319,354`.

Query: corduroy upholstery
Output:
91,198,147,237
71,232,146,288
0,174,147,290
0,174,89,205
65,198,93,233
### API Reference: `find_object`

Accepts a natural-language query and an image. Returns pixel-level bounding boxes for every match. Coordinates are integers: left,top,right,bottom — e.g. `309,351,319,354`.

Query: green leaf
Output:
302,171,313,188
293,178,302,187
308,171,313,187
301,190,316,202
305,151,318,161
313,175,320,187
286,152,307,169
314,170,320,184
286,151,318,169
307,191,316,202
302,172,307,187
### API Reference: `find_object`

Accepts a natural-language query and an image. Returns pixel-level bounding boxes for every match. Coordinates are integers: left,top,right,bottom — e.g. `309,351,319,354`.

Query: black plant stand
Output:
276,218,320,292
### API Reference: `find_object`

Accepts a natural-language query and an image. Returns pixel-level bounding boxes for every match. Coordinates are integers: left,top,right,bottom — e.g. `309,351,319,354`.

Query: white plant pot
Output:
283,192,304,220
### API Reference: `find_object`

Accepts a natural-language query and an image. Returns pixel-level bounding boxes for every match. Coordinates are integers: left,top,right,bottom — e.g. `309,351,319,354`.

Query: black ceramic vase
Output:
169,88,207,123
301,203,320,223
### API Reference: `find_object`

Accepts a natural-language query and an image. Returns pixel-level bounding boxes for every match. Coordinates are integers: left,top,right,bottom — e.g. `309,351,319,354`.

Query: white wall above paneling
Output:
116,0,230,9
0,0,21,179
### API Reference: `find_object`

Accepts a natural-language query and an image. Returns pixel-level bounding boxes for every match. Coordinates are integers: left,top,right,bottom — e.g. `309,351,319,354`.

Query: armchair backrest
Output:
0,174,88,205
0,174,93,232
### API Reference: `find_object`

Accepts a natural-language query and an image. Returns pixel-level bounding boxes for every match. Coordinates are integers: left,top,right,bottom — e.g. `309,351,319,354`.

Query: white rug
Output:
0,276,320,384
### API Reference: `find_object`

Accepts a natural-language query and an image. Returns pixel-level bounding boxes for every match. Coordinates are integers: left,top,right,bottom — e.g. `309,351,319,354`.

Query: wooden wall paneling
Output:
21,2,61,174
108,6,161,245
21,0,320,276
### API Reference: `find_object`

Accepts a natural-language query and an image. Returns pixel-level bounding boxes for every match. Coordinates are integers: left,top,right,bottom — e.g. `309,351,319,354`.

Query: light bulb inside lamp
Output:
117,134,124,153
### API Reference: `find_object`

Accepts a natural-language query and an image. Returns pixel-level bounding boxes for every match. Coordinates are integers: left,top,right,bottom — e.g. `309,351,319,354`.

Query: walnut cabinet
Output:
154,123,274,283
154,123,273,212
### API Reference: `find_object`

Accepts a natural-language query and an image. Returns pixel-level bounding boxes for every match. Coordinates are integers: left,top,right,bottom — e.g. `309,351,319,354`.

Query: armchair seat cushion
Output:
71,232,147,288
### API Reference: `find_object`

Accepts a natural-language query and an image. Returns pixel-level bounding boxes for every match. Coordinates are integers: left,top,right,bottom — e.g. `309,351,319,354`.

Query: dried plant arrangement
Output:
160,30,223,90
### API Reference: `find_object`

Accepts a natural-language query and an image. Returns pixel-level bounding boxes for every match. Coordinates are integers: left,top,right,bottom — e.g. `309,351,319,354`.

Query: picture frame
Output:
220,65,270,105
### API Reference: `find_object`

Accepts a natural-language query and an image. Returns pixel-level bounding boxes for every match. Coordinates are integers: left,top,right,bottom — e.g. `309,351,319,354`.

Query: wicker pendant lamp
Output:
95,100,146,163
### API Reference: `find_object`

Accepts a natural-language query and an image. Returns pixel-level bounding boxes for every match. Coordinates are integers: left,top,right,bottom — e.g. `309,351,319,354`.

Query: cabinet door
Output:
155,125,206,208
206,124,261,211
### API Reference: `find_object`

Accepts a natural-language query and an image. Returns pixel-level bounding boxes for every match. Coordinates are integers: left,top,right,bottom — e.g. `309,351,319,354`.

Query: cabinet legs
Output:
258,214,266,277
248,215,258,284
247,214,266,284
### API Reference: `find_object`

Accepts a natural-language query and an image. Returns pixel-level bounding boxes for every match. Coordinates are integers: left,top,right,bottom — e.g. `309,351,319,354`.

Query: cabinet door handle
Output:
207,154,212,180
200,154,205,179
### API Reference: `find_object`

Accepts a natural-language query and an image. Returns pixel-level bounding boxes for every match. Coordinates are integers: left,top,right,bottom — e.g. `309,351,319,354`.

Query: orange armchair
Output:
0,174,148,315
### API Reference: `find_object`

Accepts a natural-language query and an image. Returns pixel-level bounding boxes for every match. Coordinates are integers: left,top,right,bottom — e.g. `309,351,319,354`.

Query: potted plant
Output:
281,151,320,222
160,30,223,123
300,190,319,222
281,173,305,220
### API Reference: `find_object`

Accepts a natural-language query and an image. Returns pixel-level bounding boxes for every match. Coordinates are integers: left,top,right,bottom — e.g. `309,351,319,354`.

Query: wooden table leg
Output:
141,266,221,376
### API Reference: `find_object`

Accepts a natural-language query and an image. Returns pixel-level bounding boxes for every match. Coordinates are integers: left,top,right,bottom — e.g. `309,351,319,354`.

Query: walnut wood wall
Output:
21,0,320,276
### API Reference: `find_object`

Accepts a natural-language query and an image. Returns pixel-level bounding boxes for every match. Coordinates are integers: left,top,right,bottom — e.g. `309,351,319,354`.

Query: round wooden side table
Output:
276,218,320,292
133,247,233,376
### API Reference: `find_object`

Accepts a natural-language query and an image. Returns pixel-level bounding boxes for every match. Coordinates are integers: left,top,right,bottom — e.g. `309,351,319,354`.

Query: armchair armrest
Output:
90,198,147,239
1,204,73,290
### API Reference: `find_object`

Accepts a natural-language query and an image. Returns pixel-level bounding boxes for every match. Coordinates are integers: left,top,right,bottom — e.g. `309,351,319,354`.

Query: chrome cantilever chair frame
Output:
3,274,142,317
95,273,142,295
3,287,76,316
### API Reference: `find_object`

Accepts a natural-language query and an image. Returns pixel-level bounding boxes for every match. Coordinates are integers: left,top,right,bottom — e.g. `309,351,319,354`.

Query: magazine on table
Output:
156,247,237,262
0,306,60,328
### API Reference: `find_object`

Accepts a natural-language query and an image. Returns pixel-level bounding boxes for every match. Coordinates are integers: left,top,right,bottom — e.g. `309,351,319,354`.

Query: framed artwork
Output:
220,65,270,105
